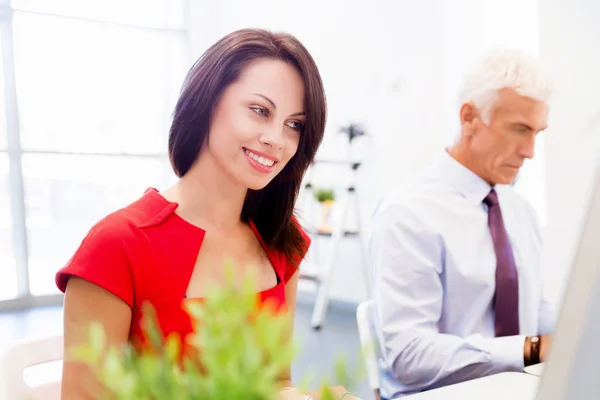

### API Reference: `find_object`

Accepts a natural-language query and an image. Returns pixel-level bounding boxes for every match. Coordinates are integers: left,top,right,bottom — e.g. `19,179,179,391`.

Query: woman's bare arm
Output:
277,269,300,388
61,277,132,400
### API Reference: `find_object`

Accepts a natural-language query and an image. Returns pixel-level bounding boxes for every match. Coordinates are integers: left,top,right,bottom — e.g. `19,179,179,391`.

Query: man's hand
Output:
524,335,553,365
540,334,552,362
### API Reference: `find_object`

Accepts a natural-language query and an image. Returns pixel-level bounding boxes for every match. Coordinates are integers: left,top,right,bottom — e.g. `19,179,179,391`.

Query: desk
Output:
401,372,540,400
523,362,545,377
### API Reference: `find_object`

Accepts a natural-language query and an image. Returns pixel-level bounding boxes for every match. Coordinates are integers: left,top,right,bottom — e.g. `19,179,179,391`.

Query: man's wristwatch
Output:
530,335,541,365
525,335,541,366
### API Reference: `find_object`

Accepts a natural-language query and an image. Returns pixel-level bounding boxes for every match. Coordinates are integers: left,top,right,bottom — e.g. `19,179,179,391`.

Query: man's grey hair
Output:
458,49,552,124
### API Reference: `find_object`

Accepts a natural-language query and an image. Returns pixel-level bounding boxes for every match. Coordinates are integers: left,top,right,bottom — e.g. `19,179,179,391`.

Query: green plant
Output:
70,264,360,399
314,188,335,203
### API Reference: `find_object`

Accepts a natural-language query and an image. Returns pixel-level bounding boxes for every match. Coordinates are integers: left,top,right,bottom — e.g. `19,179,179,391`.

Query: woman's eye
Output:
251,106,268,116
286,120,303,131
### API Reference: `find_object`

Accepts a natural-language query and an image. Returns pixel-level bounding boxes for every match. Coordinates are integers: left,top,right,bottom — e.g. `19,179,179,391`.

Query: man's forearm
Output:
387,331,527,390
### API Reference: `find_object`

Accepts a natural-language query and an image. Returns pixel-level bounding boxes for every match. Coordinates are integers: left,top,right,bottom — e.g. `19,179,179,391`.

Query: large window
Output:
0,1,188,300
0,154,18,300
0,28,5,151
1,15,19,301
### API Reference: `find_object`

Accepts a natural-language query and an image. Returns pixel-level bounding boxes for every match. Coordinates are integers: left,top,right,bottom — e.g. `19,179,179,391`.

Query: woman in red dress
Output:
56,28,357,399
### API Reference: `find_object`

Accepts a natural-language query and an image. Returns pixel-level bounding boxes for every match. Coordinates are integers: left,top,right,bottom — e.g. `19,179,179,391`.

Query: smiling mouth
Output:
242,148,277,168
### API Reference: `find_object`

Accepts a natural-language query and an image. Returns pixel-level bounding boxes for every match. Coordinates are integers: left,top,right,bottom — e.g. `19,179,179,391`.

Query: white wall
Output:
539,0,600,304
187,0,450,303
185,0,595,306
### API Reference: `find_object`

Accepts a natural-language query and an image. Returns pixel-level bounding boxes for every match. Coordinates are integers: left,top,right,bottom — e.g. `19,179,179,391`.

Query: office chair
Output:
1,335,63,400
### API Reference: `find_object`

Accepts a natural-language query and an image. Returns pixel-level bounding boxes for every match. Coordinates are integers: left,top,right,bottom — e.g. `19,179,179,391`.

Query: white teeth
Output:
244,149,275,167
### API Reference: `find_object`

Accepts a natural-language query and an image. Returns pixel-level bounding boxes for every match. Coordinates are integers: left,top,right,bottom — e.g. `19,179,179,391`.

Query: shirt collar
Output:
438,149,493,206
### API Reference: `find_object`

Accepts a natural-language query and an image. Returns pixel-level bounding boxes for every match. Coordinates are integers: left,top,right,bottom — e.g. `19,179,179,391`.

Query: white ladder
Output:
298,159,371,329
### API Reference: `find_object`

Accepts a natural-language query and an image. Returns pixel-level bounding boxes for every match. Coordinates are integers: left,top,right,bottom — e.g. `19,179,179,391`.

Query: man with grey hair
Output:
368,49,555,398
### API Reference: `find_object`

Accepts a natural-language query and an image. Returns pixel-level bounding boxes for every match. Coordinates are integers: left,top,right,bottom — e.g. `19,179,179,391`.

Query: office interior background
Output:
0,0,599,397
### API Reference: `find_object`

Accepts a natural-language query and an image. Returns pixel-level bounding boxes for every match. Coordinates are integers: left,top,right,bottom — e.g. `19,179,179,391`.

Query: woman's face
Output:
205,58,306,191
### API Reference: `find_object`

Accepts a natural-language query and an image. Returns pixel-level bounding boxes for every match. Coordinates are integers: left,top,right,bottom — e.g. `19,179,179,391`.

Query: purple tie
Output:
484,189,520,337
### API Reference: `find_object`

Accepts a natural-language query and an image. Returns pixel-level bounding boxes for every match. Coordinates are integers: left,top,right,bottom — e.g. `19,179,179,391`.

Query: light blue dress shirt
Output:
368,150,555,398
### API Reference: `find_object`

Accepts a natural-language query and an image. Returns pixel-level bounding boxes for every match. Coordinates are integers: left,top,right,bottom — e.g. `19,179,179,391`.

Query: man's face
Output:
466,88,548,185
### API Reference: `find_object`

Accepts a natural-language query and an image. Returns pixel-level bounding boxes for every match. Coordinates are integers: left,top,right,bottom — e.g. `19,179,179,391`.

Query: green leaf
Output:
69,344,99,365
75,259,362,399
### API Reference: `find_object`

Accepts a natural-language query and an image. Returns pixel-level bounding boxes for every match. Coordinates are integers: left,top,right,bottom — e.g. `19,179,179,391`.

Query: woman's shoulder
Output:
87,187,179,234
114,187,180,228
55,188,180,305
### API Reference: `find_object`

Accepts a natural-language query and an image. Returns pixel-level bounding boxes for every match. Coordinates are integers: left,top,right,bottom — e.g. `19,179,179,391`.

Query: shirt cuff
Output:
488,335,527,372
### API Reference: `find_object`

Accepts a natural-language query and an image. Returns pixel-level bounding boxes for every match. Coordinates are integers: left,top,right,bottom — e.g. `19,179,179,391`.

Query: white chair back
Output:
356,299,383,400
1,335,63,400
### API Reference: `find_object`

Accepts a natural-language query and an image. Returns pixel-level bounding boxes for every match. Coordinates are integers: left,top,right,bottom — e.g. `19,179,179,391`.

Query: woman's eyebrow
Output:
251,93,305,117
252,93,276,109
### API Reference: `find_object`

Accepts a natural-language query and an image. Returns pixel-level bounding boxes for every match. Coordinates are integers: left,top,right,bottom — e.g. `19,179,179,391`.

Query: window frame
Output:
0,1,189,310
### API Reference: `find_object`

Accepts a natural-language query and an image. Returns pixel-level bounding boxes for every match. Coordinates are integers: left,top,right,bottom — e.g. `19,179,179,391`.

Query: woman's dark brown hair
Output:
168,28,327,268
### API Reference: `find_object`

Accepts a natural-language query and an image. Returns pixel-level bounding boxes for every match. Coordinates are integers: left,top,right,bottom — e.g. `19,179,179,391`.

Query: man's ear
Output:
460,102,478,137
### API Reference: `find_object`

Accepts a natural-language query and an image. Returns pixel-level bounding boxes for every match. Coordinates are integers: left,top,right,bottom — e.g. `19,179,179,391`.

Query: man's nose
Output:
519,135,536,159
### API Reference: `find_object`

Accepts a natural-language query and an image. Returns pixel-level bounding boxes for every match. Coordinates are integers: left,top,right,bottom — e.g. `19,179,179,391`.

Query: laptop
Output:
535,162,600,399
523,362,544,377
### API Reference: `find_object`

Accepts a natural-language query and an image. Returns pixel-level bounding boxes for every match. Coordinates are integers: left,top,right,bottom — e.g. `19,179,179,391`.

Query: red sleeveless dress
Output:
55,188,309,353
